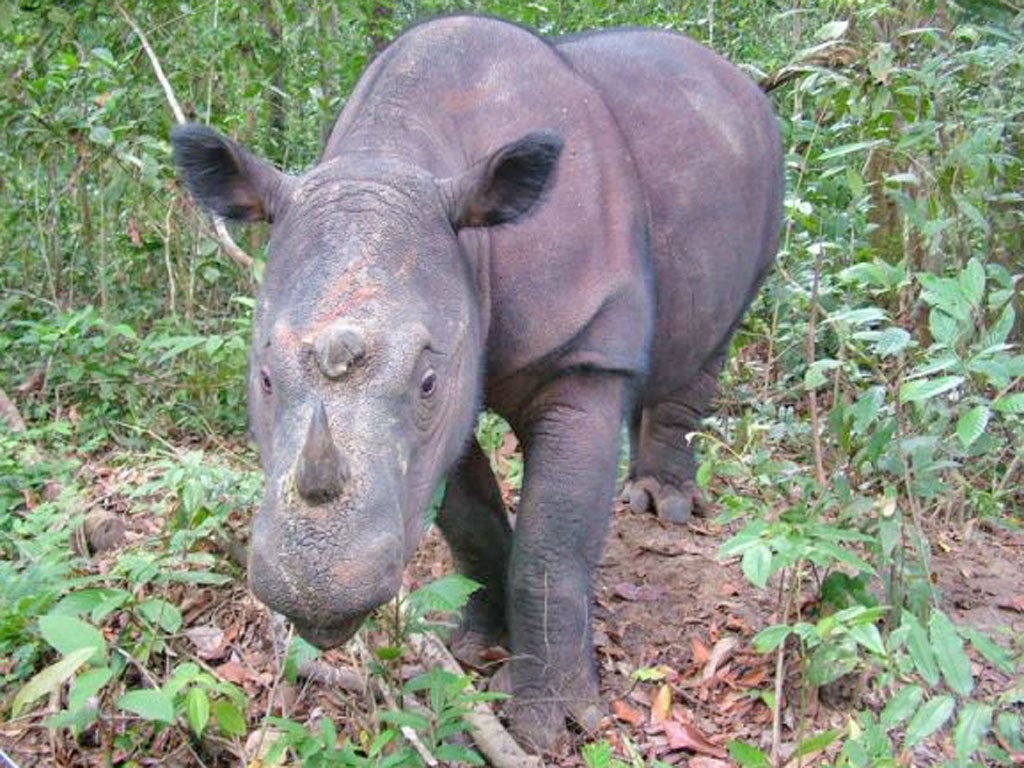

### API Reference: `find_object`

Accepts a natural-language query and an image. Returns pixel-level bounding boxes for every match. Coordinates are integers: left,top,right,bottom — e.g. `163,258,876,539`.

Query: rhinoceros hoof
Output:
490,662,602,752
623,477,700,524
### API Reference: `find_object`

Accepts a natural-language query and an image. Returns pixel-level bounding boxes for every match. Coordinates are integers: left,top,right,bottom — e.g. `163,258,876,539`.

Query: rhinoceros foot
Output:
621,477,702,524
489,660,602,752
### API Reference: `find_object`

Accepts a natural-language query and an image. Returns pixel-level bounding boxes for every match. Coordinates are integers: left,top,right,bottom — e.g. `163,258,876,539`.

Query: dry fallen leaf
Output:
662,720,727,758
691,636,711,665
650,683,672,725
702,636,739,681
184,625,229,660
611,698,646,727
689,758,732,768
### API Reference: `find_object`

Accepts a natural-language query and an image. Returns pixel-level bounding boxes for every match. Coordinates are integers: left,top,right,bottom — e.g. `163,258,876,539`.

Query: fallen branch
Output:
117,3,255,273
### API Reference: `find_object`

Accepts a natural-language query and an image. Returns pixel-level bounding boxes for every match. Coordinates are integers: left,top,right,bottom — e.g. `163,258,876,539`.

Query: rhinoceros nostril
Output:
295,401,349,504
315,322,366,379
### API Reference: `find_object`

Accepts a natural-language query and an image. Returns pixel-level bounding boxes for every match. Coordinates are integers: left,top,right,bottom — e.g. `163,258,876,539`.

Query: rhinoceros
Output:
172,15,781,750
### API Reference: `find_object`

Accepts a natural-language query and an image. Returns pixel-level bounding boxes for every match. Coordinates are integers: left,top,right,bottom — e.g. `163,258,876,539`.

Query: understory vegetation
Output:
1,0,1021,766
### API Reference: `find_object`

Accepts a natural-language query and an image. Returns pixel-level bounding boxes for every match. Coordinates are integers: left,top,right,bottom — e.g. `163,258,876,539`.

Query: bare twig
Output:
805,244,827,487
116,3,254,273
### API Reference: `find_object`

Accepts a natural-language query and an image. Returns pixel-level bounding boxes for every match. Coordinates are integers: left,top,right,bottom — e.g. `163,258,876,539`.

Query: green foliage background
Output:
1,0,1022,765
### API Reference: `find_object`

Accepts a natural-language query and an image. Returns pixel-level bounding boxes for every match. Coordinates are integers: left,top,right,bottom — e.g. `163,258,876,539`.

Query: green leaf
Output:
135,599,183,633
742,544,772,588
929,310,960,346
816,19,849,40
956,405,990,447
880,685,924,730
804,359,842,390
959,258,986,307
118,688,175,724
211,700,247,736
874,327,911,357
847,623,886,656
953,702,993,761
68,667,114,713
184,687,210,736
406,574,481,616
433,744,485,765
727,740,771,767
794,729,838,757
380,709,431,731
929,612,973,696
905,615,939,686
899,376,964,405
960,628,1014,674
904,695,955,747
753,624,792,653
39,614,107,665
89,124,113,146
992,393,1024,414
11,647,95,717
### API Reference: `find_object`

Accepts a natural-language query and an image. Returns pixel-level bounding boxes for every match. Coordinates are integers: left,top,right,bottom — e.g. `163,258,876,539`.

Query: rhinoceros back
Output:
556,30,783,398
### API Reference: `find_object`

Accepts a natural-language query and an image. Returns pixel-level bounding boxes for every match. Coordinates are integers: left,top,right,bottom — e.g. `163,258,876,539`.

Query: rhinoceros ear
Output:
442,131,563,229
171,124,292,223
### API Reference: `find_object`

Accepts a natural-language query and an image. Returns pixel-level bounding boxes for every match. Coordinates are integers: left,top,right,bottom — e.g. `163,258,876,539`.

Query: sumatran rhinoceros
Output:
171,15,782,750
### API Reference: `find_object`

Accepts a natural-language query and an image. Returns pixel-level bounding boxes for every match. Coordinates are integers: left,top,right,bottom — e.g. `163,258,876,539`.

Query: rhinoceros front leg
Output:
436,440,512,664
503,372,630,751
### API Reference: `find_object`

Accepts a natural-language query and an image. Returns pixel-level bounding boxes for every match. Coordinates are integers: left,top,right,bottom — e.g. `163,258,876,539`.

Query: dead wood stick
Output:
116,4,255,273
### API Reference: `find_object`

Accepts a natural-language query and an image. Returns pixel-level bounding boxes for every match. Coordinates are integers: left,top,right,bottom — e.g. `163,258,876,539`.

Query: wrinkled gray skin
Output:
172,16,781,752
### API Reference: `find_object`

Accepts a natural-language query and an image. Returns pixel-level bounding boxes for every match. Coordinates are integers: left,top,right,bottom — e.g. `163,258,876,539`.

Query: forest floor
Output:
2,451,1022,767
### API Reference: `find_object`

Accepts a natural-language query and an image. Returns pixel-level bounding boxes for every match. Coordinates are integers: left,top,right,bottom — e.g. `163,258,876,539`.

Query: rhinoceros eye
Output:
419,369,437,398
260,367,273,396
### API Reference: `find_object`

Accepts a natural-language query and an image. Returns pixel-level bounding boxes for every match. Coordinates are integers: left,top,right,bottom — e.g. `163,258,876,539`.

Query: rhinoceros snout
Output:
247,530,403,647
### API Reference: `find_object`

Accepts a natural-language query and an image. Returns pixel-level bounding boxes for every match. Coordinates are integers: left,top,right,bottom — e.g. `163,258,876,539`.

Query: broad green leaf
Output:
727,740,771,767
874,327,911,357
982,303,1016,347
992,393,1024,414
742,544,772,588
880,685,924,730
953,702,993,761
68,667,114,713
89,124,113,146
929,310,960,346
804,358,842,390
211,700,247,736
959,258,986,307
433,744,485,766
899,376,964,405
406,574,481,615
794,729,838,757
929,612,973,696
960,628,1014,674
136,599,183,633
818,139,886,162
752,624,791,653
816,19,849,40
904,695,955,747
118,688,175,724
39,614,107,665
185,687,210,736
380,709,431,731
11,647,95,716
847,623,886,656
905,615,939,686
956,405,990,447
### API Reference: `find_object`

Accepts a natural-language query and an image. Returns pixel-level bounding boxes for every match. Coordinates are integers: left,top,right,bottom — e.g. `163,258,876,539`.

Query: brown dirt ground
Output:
2,476,1022,767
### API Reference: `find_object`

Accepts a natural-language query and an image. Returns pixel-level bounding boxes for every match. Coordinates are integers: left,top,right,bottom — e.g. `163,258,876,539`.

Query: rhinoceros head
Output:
171,124,561,647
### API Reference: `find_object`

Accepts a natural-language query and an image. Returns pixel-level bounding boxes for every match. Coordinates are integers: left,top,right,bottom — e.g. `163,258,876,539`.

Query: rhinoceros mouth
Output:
291,611,371,650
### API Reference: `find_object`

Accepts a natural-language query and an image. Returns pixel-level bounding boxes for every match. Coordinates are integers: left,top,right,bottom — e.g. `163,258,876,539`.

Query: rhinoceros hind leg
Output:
624,353,726,523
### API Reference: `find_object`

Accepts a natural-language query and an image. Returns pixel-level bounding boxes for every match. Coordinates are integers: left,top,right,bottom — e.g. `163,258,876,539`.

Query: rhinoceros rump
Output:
172,16,782,751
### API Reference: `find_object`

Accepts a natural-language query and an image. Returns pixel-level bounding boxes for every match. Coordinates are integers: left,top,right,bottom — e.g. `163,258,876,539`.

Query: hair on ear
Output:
453,130,564,228
171,124,285,223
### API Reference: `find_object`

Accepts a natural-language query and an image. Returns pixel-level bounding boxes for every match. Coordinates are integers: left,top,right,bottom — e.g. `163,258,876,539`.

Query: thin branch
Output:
116,3,254,273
